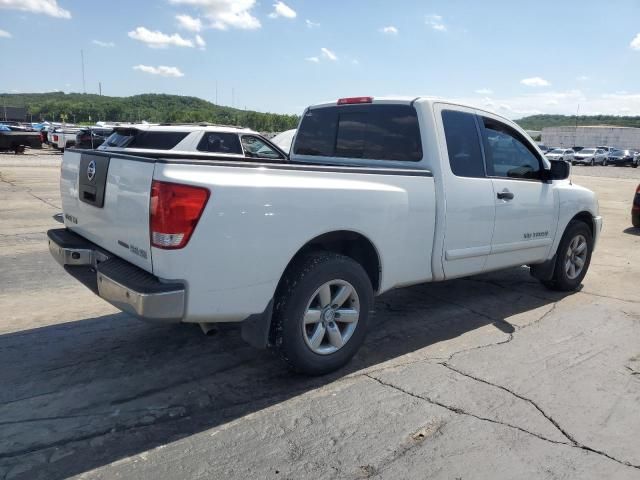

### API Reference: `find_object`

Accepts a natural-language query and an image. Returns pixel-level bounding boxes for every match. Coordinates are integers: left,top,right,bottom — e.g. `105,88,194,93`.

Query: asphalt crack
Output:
366,373,640,471
365,373,570,446
0,173,60,210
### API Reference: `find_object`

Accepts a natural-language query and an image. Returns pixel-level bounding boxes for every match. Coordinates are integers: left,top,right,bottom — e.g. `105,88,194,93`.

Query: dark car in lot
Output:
75,127,113,149
633,185,640,228
0,125,42,153
608,149,637,167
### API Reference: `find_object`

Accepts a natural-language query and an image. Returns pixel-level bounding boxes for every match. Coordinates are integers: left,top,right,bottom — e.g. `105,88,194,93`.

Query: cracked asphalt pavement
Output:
1,152,640,479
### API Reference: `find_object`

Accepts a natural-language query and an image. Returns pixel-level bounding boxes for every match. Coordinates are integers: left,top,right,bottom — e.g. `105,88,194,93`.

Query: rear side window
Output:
294,104,422,161
197,132,242,154
441,110,485,178
104,130,189,150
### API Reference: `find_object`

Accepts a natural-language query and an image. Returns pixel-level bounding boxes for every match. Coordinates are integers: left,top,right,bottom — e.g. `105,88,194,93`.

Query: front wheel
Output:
633,161,638,169
272,252,373,375
541,220,593,291
590,159,595,166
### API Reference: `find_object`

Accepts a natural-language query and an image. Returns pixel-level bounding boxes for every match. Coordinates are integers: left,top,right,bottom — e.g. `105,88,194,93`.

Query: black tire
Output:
590,159,595,166
602,158,607,166
633,161,638,169
541,220,593,291
272,251,373,375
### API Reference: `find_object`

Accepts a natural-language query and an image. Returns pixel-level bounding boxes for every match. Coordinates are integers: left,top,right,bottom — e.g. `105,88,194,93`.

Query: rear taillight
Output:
337,96,373,105
53,134,58,141
150,180,210,249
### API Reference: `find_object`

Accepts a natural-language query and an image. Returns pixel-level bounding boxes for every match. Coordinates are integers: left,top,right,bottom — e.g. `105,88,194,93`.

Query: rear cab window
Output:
294,103,422,162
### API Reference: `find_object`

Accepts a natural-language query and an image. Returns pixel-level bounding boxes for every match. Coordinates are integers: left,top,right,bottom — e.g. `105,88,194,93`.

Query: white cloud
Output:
576,75,589,81
426,14,446,31
133,65,185,78
0,29,11,38
169,0,260,30
321,47,337,61
475,88,493,95
128,27,194,48
305,56,319,63
195,34,206,49
176,14,202,32
268,1,296,19
520,77,551,87
305,19,319,28
448,89,640,118
380,25,398,35
0,0,70,18
630,33,640,50
92,40,115,47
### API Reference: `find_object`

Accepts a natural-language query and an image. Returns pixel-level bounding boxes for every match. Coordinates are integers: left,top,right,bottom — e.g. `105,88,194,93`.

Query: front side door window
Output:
241,135,284,160
481,118,542,180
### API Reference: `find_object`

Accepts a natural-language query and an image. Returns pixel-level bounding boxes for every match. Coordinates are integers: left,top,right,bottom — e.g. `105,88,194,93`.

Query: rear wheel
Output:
272,252,373,375
541,220,593,291
602,158,607,166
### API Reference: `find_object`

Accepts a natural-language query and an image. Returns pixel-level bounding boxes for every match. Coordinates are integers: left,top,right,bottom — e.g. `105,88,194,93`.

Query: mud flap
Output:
530,254,557,281
241,299,274,349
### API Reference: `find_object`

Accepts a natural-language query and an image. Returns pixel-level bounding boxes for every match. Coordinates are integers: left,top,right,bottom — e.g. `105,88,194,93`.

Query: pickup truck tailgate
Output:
60,150,154,272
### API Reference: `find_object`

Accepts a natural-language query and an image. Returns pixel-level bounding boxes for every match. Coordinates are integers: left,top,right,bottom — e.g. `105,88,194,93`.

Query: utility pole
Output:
81,49,86,94
99,82,102,96
574,104,580,148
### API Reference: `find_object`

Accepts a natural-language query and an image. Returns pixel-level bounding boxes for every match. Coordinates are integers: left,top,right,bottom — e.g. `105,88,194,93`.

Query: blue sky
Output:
2,0,640,118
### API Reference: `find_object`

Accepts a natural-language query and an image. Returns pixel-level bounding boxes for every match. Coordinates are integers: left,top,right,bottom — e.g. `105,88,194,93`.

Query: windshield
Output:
580,148,596,154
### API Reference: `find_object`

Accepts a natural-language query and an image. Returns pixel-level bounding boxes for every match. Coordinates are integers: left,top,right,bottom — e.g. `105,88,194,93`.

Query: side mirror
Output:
547,159,571,181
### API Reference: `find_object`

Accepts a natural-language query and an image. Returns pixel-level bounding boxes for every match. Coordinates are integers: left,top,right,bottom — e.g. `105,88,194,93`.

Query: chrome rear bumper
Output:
48,228,185,322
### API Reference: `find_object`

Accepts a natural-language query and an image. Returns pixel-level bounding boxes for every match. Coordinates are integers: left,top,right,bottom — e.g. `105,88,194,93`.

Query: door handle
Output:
497,190,514,200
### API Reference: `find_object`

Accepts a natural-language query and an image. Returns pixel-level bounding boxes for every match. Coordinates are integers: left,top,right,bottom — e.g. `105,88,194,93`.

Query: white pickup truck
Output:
48,97,602,374
49,126,82,151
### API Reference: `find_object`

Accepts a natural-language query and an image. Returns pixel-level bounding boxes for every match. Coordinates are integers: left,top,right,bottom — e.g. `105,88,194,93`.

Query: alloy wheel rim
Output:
565,234,587,280
302,280,360,355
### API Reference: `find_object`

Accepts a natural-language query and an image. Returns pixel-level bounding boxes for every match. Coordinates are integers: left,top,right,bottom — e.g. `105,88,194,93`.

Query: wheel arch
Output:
279,230,382,294
570,211,595,238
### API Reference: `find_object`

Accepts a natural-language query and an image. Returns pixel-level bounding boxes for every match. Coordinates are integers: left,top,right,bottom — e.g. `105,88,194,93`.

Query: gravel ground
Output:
1,151,639,480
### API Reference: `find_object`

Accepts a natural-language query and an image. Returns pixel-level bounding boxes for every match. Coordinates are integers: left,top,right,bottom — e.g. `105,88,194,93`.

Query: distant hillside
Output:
516,114,640,131
0,92,299,131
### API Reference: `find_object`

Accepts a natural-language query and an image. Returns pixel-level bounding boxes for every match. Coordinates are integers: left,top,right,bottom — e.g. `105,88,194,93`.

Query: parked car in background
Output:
573,148,607,166
597,145,613,153
99,124,286,161
545,148,575,162
49,126,82,151
0,125,42,153
633,184,640,228
607,149,637,167
572,146,584,153
75,127,113,149
49,96,601,374
271,128,296,154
